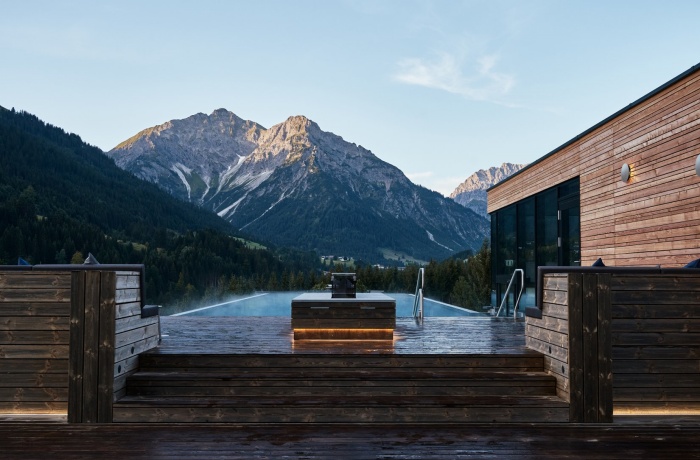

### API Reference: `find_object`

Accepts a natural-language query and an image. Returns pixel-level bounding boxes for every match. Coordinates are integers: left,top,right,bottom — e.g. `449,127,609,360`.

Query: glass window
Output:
536,189,558,267
517,198,536,307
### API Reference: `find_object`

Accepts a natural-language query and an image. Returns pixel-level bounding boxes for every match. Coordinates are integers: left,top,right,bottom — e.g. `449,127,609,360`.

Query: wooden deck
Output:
1,422,700,459
155,315,529,354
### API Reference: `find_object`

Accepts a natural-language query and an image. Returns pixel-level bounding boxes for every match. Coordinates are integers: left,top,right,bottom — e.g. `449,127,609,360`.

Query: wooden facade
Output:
528,269,700,418
488,63,700,267
0,266,158,420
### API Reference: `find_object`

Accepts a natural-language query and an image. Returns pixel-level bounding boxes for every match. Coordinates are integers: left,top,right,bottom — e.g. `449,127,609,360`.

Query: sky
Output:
2,1,700,196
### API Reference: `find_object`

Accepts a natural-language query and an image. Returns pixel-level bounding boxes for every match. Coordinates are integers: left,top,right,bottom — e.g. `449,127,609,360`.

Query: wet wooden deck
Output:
1,422,700,459
156,316,530,355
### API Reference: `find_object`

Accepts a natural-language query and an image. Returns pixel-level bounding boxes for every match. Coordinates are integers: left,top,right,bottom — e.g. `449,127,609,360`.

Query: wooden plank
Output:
0,359,68,373
542,290,567,306
0,373,68,387
613,359,700,373
611,275,700,291
0,302,70,316
82,271,100,423
0,387,68,402
0,273,71,289
541,302,568,320
0,345,69,359
597,273,612,423
0,402,66,413
115,315,159,334
611,290,700,306
0,317,70,331
115,301,141,320
115,289,141,304
114,335,160,363
612,303,700,319
98,271,116,423
614,387,700,401
582,274,598,423
0,289,71,302
525,315,568,334
116,275,140,290
543,275,568,291
612,318,700,332
115,324,159,349
291,307,396,320
612,332,700,346
612,345,700,359
568,273,583,423
614,373,700,387
0,330,69,344
525,323,568,348
525,335,567,362
68,271,85,423
291,318,396,329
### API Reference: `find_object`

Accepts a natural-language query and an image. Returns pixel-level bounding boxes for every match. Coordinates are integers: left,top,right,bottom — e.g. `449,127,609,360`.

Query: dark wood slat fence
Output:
0,265,158,422
527,267,700,421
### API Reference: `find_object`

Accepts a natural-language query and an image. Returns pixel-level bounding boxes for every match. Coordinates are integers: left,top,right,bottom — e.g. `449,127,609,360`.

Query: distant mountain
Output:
450,163,525,217
108,109,489,263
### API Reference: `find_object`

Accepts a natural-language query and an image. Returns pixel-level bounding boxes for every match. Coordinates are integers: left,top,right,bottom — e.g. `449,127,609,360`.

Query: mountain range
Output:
108,110,490,263
449,163,525,217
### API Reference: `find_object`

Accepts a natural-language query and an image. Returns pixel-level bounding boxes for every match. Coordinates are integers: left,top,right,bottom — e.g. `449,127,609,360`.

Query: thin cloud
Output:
395,52,515,103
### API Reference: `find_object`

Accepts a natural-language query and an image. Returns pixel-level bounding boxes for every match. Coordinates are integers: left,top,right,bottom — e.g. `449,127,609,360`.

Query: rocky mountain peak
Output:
108,109,490,263
450,162,525,217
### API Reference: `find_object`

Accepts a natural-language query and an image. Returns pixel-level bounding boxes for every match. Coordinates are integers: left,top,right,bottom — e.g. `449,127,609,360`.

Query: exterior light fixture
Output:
621,163,631,182
696,155,700,177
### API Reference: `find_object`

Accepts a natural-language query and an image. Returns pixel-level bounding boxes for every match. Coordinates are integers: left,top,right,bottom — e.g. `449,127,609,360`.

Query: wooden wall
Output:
488,67,700,267
529,270,700,419
611,273,700,414
525,273,612,422
113,272,159,402
0,267,158,420
525,274,570,401
0,271,71,414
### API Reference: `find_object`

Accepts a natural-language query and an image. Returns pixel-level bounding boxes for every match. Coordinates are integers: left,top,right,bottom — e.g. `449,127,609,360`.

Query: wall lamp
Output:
620,163,631,182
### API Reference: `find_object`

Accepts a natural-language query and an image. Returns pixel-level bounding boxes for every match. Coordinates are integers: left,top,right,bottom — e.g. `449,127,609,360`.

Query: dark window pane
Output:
517,198,536,306
536,189,558,266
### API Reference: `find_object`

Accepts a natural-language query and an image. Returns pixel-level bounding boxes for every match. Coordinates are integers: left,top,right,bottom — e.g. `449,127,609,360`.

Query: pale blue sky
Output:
2,1,700,195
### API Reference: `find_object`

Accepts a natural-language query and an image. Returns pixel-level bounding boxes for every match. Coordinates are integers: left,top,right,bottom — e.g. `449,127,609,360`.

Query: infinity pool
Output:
172,292,482,317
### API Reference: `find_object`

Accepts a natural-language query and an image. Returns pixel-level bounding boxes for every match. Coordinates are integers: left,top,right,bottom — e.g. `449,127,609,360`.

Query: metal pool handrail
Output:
496,268,524,319
412,267,425,320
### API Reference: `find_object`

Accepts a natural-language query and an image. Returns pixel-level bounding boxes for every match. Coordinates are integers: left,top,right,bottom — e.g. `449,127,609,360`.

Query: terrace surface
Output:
155,316,530,355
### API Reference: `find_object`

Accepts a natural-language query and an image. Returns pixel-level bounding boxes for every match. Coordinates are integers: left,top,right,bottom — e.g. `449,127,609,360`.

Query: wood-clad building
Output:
488,62,700,312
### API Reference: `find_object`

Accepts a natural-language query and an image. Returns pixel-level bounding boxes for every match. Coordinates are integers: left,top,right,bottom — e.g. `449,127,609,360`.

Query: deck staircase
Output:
113,351,568,423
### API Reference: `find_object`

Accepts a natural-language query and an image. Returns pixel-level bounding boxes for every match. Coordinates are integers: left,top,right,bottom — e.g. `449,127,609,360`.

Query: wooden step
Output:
113,394,569,423
126,370,557,397
138,353,546,372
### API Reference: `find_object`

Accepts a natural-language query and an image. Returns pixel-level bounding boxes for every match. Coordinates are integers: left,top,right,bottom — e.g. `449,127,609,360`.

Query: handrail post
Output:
413,268,424,321
496,268,524,318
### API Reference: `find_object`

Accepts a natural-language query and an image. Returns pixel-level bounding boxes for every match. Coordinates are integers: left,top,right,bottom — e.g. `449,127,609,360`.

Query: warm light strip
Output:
293,329,394,333
614,408,700,416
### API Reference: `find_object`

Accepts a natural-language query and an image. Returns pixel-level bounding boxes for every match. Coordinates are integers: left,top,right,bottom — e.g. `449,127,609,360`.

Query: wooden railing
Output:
526,267,700,421
0,265,159,422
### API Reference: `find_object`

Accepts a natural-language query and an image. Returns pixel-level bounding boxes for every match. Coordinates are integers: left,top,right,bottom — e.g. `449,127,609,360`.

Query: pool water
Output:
172,292,482,317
